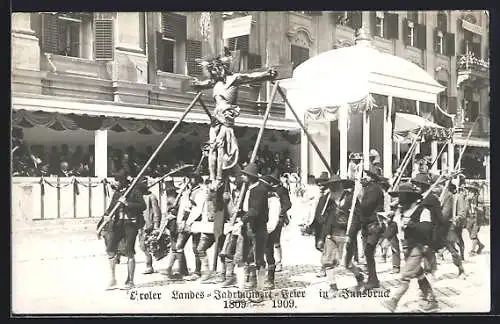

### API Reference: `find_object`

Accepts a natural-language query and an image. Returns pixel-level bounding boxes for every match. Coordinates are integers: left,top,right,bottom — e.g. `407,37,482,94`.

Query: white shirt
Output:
242,182,259,212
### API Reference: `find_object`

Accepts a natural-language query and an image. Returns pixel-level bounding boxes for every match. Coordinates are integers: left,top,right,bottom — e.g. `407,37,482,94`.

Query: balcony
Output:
457,53,490,89
455,118,490,139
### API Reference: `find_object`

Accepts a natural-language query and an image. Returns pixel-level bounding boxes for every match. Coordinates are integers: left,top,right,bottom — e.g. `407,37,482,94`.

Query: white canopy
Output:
281,40,446,118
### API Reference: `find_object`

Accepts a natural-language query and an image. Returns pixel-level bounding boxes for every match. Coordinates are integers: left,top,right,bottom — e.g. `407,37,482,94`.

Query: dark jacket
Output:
241,182,269,230
383,221,398,239
404,205,434,247
359,181,384,225
339,189,361,238
320,198,347,241
106,186,147,223
421,193,445,225
441,189,454,223
274,185,292,216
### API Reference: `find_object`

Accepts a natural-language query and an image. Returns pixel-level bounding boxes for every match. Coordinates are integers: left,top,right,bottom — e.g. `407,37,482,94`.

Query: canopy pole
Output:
338,104,348,178
383,96,393,179
276,86,333,175
362,109,370,171
431,141,439,173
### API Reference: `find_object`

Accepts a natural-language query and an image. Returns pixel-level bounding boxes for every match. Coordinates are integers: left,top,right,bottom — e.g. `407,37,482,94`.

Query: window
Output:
291,44,309,70
335,11,362,30
408,22,415,46
403,18,426,49
157,13,187,74
407,11,418,23
437,12,447,32
436,30,444,54
463,30,481,58
42,13,82,58
375,14,384,38
228,35,250,71
438,91,448,112
463,88,479,122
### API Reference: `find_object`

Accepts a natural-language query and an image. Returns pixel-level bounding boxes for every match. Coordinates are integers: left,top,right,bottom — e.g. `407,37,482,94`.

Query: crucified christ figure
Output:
191,51,278,189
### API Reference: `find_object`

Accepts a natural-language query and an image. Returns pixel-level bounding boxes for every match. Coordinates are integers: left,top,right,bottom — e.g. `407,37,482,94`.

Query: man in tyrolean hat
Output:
101,169,146,290
382,183,439,312
464,182,485,256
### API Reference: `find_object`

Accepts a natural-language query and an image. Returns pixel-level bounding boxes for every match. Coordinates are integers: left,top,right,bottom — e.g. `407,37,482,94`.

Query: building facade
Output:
11,10,490,180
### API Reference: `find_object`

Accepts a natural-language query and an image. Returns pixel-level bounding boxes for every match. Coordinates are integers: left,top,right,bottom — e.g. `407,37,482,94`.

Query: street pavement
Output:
12,201,491,314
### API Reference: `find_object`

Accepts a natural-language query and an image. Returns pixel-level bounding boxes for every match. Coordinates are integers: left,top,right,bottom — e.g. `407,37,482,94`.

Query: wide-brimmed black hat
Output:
321,174,344,187
241,162,260,178
364,165,383,180
267,169,281,184
388,182,423,200
315,172,330,185
411,172,432,189
341,179,355,189
465,182,481,193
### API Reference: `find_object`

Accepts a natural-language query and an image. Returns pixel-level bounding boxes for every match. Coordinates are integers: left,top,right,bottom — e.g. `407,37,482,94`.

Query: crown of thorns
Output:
196,48,232,69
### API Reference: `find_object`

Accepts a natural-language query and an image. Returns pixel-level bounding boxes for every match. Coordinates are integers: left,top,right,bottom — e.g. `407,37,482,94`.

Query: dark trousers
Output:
242,226,267,269
197,233,226,258
382,237,401,269
104,220,139,258
362,221,381,283
265,222,283,267
174,231,201,274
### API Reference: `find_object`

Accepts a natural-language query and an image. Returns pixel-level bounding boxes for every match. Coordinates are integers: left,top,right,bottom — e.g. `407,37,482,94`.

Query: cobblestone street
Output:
12,207,491,314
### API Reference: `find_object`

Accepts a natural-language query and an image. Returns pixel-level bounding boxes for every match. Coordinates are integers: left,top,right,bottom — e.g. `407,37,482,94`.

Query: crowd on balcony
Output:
12,128,297,179
458,52,490,71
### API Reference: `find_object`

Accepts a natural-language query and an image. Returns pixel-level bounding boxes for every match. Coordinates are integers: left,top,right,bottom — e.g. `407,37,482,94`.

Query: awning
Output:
454,136,490,148
12,95,299,131
394,113,453,142
394,113,442,133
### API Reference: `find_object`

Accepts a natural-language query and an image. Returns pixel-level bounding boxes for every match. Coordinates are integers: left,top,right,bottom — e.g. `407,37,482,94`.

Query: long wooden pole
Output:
390,127,424,190
440,117,481,201
96,92,203,236
276,85,333,175
219,81,280,258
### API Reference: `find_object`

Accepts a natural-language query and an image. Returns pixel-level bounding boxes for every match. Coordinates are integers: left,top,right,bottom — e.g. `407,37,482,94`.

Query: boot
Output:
381,280,410,312
106,257,118,291
123,258,135,289
417,277,439,312
457,266,467,280
274,245,283,272
215,258,227,283
163,253,181,280
200,256,213,283
316,266,326,278
354,274,365,291
179,253,190,276
244,266,257,290
477,241,485,254
143,253,154,274
221,260,237,288
263,265,276,289
326,268,339,298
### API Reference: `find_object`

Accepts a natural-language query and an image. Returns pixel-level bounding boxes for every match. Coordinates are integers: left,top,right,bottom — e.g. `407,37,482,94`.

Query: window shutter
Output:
156,31,165,71
416,24,426,50
248,53,262,70
185,39,202,76
369,12,377,37
161,12,187,40
291,45,309,70
228,35,249,54
448,96,457,114
386,13,399,39
402,18,410,45
94,19,114,60
42,13,59,54
351,11,362,30
445,32,455,56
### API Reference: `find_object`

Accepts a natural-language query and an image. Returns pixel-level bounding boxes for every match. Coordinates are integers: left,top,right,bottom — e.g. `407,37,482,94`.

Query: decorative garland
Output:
38,177,112,197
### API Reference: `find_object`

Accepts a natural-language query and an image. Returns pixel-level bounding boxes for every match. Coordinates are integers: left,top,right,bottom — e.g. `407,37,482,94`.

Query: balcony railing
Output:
457,52,490,72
